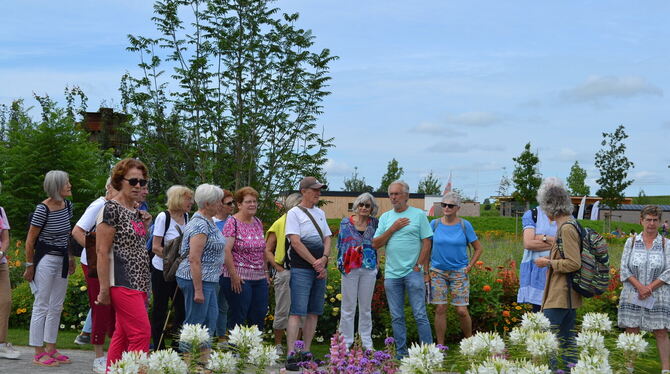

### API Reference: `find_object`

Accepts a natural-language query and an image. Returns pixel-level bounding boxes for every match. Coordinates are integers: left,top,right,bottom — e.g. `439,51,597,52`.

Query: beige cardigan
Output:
541,221,583,310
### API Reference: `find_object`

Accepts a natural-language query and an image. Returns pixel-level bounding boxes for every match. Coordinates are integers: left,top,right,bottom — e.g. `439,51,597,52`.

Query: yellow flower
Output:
332,307,339,313
336,293,342,301
268,314,274,321
515,305,522,310
330,298,336,303
327,285,334,291
80,285,87,292
15,260,21,267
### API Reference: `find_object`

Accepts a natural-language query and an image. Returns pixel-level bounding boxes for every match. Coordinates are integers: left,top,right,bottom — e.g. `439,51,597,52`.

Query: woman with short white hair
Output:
336,192,379,350
24,170,75,366
176,183,225,337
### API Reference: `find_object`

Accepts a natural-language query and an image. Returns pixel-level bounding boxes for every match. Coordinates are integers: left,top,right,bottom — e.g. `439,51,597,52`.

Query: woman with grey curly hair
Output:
533,177,581,369
336,192,380,350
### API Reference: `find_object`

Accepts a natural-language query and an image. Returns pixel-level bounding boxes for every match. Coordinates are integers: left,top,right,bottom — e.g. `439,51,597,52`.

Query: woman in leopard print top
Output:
95,159,152,370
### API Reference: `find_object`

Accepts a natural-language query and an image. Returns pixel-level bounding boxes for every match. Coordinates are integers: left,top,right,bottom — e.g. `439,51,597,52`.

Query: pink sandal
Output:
47,349,71,364
33,352,59,367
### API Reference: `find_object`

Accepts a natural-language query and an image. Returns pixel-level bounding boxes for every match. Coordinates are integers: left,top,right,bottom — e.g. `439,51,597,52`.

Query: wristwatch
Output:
542,234,547,242
0,250,4,258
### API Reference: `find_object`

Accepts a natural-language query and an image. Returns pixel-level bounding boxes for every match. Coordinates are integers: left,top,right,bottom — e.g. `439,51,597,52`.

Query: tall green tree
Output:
512,142,542,210
417,171,441,195
120,0,336,220
343,167,373,193
566,161,590,196
0,92,113,238
377,158,404,192
595,125,634,216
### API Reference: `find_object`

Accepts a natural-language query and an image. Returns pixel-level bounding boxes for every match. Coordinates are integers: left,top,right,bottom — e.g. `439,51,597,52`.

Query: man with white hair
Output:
372,180,433,358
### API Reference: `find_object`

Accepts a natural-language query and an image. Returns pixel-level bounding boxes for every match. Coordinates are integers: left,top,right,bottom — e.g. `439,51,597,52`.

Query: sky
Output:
1,1,669,201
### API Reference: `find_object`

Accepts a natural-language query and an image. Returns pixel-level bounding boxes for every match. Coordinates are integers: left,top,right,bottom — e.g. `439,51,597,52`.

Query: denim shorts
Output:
289,267,326,316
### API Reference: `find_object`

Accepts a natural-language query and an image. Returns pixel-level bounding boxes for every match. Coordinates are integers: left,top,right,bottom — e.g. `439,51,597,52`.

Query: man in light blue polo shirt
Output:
373,180,433,357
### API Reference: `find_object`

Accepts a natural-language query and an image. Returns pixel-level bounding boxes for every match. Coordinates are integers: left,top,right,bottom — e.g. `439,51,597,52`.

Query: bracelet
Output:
25,262,34,267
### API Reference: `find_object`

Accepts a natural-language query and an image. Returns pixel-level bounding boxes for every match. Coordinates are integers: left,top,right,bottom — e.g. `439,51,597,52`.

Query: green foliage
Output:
511,142,541,209
631,194,670,205
121,0,336,223
417,170,441,195
595,125,635,212
0,94,113,238
377,158,404,192
496,167,511,196
342,166,373,193
636,189,651,205
566,160,590,196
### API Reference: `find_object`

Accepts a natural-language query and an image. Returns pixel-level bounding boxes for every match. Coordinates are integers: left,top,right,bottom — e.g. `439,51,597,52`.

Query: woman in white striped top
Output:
23,170,75,367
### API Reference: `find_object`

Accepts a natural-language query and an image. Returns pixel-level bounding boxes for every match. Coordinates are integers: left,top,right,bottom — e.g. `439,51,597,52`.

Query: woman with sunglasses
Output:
429,192,482,345
213,189,234,341
95,159,152,369
336,192,380,350
221,187,269,331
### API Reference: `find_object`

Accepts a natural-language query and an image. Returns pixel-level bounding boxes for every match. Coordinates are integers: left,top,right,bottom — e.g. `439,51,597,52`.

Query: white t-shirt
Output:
0,207,9,265
151,212,187,270
285,206,332,239
75,197,106,266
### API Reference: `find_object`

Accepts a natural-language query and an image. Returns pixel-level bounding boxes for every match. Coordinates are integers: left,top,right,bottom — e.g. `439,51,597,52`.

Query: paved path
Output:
1,346,96,374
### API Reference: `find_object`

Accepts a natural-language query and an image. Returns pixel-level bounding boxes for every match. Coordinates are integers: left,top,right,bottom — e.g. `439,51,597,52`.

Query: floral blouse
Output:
336,216,379,274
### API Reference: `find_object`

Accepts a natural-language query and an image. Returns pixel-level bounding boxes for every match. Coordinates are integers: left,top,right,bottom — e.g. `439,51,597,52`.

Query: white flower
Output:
249,345,280,367
575,331,607,356
179,323,210,348
465,357,514,374
147,349,187,374
581,312,612,333
571,353,612,374
400,343,444,373
616,332,648,354
315,336,324,343
228,324,263,349
508,326,527,346
208,351,238,374
460,332,505,357
515,360,551,374
520,312,551,331
525,331,559,358
109,351,149,374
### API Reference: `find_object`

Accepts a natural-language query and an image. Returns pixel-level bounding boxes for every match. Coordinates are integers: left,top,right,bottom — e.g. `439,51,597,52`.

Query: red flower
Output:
483,285,491,292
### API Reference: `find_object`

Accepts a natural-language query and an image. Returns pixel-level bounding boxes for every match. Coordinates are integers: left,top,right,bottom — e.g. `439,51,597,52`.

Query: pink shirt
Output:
222,216,266,280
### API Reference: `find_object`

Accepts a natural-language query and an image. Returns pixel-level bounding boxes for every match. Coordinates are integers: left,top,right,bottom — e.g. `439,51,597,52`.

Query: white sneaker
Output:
0,342,20,359
93,356,107,374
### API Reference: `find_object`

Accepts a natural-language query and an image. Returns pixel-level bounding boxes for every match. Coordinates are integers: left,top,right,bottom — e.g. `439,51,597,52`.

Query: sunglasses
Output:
124,178,148,187
224,201,234,206
440,203,458,208
358,203,371,209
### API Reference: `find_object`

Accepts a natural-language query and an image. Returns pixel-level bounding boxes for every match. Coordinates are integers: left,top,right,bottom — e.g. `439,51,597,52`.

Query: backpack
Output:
161,212,189,282
558,220,610,298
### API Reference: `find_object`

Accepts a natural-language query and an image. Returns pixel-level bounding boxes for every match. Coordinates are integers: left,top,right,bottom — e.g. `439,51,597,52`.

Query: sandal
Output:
47,349,71,364
33,352,59,367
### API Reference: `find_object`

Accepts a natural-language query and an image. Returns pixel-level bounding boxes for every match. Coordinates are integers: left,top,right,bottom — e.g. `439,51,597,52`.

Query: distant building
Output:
494,195,633,219
599,204,670,224
79,108,131,156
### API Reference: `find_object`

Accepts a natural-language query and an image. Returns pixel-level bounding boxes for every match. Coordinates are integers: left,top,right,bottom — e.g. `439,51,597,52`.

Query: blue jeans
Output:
82,308,92,334
176,277,219,341
384,270,433,357
289,268,326,316
544,308,577,369
217,275,229,337
221,277,269,330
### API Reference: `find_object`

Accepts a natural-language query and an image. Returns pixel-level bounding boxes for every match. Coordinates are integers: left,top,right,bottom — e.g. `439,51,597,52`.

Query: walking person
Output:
150,185,192,350
265,192,302,356
337,192,379,350
95,159,153,370
618,205,670,372
533,177,582,369
0,181,19,360
430,192,483,344
221,187,269,330
284,177,332,370
372,180,433,358
24,170,75,367
71,178,117,373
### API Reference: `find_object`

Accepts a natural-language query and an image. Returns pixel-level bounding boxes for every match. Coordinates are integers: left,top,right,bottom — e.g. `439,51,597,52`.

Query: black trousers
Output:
151,265,185,349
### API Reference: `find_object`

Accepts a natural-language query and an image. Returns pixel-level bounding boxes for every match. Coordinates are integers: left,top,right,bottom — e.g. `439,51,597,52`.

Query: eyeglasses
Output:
124,178,148,187
224,201,234,206
440,203,458,208
358,203,371,209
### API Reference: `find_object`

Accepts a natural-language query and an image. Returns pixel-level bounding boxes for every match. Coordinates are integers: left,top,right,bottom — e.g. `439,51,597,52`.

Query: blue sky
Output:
2,1,669,200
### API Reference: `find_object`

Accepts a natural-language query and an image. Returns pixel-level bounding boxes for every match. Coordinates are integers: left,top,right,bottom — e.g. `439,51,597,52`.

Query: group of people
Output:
0,164,668,372
518,177,670,372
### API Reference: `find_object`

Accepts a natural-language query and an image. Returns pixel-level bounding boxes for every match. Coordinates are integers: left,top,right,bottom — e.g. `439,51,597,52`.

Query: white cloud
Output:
446,111,503,126
323,159,352,176
427,142,505,153
410,121,466,136
561,75,663,103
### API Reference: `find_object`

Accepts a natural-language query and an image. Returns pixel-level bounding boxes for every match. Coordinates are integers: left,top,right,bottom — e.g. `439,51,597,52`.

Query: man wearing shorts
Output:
284,177,331,370
429,192,482,344
373,180,433,357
